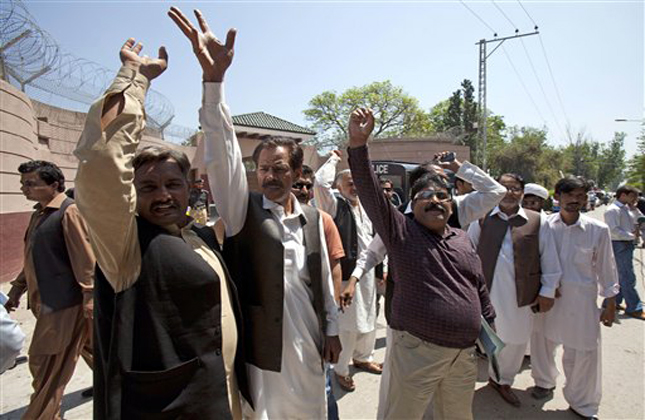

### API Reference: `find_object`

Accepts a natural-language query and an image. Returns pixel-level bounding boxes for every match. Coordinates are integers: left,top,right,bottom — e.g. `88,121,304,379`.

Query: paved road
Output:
1,206,643,419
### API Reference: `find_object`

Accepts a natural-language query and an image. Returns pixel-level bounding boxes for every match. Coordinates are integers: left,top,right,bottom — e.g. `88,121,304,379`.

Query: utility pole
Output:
477,30,538,170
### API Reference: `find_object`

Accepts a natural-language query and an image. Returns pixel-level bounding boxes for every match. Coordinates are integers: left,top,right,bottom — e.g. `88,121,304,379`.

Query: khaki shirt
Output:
73,66,240,419
10,193,95,354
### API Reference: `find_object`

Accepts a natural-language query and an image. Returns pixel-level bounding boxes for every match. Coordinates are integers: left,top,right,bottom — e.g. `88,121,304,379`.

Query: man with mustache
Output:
169,8,341,418
532,176,618,420
468,173,562,407
346,108,495,420
5,160,94,419
314,151,381,393
74,39,250,418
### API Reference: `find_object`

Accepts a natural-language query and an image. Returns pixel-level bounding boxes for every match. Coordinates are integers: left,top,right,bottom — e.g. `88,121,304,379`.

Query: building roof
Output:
232,112,316,136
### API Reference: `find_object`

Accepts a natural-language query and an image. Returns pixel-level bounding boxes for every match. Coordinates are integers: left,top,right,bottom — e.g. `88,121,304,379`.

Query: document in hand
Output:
478,316,505,383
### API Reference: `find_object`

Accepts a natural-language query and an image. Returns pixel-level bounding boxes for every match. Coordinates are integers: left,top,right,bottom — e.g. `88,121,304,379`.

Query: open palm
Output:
119,38,168,81
169,7,236,82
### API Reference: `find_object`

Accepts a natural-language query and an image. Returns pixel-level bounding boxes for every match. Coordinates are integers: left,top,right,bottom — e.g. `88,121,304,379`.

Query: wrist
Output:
204,71,225,83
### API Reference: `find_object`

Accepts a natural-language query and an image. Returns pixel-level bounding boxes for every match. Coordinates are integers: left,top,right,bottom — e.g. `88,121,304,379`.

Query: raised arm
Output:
74,39,167,292
169,7,247,236
347,109,406,249
314,151,341,217
452,163,506,227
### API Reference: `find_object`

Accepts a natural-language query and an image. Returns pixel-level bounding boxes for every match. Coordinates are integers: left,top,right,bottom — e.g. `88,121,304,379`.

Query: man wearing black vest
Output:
74,37,250,419
168,8,341,418
468,173,562,408
314,151,381,393
5,160,95,420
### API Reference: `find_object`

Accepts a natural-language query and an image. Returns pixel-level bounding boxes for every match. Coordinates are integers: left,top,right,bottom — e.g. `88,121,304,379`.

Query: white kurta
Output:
467,207,561,345
200,83,339,419
314,155,376,334
543,213,619,350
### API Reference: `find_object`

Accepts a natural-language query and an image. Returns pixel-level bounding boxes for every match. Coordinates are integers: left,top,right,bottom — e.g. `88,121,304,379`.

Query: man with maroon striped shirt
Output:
346,108,495,420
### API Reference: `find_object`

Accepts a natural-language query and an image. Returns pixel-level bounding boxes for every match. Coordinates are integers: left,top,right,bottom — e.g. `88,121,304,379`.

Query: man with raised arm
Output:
346,108,495,420
169,8,341,419
74,38,249,419
314,151,381,393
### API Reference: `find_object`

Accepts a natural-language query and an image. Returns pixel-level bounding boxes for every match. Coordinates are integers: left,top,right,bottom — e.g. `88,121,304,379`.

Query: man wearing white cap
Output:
523,183,550,213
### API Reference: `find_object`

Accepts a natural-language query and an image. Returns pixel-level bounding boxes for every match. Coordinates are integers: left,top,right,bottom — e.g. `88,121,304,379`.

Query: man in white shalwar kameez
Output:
531,176,618,420
314,152,380,392
170,9,341,419
468,173,562,408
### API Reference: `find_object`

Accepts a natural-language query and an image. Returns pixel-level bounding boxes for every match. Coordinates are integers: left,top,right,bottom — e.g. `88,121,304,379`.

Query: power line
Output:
501,44,548,126
519,37,567,140
516,1,570,133
538,35,571,128
492,0,519,32
459,0,498,36
517,0,538,29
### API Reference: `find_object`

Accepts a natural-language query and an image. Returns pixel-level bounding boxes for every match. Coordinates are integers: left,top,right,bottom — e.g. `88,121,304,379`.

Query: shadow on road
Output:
0,388,92,420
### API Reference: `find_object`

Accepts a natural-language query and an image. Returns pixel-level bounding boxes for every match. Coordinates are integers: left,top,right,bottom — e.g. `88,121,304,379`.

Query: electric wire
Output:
501,44,548,127
492,0,518,32
538,35,571,128
459,0,498,36
519,37,568,140
517,0,538,28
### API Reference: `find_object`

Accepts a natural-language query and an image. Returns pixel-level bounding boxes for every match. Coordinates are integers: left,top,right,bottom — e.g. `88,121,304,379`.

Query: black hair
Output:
498,173,525,189
408,161,448,196
616,184,640,199
554,176,590,195
133,146,191,180
252,137,303,171
18,160,65,192
379,177,393,187
301,165,314,180
410,173,451,202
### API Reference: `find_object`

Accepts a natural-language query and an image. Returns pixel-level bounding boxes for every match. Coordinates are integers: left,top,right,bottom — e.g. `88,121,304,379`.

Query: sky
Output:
14,0,645,159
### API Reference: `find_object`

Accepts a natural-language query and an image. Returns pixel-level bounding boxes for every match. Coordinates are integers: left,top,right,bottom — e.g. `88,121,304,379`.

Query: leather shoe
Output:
352,360,383,374
626,310,645,320
569,406,599,419
488,379,520,407
335,373,355,392
531,385,555,400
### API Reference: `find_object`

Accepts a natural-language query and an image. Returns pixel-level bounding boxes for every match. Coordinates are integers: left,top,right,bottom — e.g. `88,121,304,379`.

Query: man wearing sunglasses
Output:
347,108,495,420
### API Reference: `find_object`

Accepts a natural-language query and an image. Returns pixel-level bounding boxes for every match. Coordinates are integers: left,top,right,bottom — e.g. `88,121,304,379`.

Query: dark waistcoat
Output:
223,192,326,372
333,197,359,280
30,197,83,313
94,217,250,420
476,209,542,307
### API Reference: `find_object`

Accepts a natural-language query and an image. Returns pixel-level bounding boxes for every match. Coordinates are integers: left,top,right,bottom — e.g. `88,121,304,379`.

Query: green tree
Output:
562,131,601,182
488,126,560,187
303,81,433,148
626,127,645,190
596,132,626,190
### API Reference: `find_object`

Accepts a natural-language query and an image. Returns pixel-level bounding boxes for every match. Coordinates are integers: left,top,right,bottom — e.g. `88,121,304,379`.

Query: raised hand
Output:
120,38,168,82
348,108,375,148
168,7,236,82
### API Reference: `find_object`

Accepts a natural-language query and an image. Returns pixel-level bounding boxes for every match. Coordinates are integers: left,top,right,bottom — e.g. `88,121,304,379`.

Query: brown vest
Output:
477,209,541,307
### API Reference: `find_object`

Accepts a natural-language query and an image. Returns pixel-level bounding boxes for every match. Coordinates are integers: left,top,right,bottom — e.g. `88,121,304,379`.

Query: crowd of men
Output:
2,7,644,420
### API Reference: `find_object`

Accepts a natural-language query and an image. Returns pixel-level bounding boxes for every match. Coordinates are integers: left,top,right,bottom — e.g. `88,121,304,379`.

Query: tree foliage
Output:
303,81,433,148
626,127,645,190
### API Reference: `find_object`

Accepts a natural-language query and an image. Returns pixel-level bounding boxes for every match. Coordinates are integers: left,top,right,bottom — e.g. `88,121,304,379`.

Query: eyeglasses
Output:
414,190,451,202
292,182,313,190
504,186,523,193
